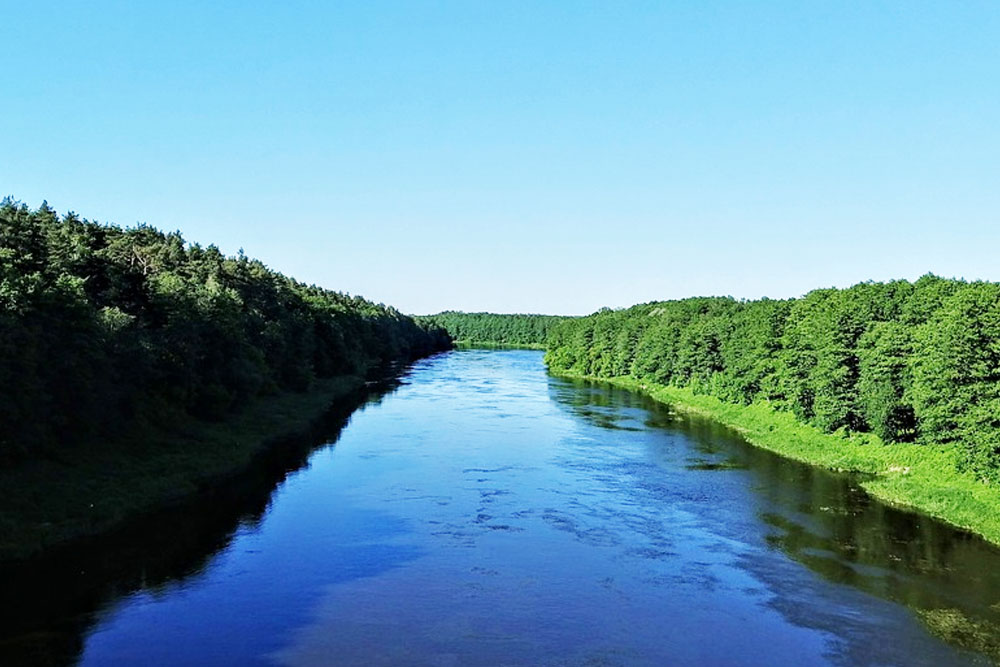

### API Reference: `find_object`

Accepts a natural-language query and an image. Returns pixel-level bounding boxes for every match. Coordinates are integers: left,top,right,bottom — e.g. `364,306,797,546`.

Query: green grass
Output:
552,371,1000,547
0,375,365,561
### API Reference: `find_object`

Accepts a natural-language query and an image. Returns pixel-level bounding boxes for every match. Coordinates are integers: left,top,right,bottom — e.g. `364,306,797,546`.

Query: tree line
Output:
416,311,573,347
545,276,1000,482
0,199,451,466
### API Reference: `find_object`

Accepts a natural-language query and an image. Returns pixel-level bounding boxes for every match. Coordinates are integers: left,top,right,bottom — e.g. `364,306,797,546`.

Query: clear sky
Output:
3,2,998,315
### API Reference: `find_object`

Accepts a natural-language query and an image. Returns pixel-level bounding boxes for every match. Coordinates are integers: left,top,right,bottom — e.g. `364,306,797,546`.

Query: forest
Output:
545,276,1000,482
416,311,572,347
0,199,451,467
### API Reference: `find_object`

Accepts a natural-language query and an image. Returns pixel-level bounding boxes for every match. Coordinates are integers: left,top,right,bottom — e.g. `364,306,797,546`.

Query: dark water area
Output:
3,350,1000,665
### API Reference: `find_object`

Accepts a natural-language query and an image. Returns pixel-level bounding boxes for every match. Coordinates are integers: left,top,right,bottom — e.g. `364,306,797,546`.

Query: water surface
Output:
4,349,1000,665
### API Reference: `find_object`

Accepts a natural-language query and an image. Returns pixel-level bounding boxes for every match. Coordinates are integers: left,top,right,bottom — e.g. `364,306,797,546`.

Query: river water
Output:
4,349,1000,665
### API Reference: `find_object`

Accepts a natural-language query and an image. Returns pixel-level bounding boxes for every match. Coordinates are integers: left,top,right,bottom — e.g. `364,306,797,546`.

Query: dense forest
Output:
0,199,451,466
545,277,1000,482
416,311,572,347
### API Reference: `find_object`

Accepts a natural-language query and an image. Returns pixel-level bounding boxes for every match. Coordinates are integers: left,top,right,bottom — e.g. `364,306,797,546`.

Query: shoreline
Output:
550,369,1000,548
0,374,376,562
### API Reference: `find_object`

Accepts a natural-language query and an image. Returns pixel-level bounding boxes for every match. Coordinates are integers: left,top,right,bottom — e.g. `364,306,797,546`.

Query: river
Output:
3,349,1000,665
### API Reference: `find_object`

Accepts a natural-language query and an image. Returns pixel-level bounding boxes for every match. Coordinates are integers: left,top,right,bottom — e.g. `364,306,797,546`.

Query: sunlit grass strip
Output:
552,371,1000,547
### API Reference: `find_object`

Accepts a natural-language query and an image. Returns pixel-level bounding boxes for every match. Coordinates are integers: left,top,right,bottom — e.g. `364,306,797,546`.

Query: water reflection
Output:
553,376,1000,662
0,374,409,666
5,352,1000,666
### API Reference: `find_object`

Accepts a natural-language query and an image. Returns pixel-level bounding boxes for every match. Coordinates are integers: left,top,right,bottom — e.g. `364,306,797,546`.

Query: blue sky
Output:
3,1,998,315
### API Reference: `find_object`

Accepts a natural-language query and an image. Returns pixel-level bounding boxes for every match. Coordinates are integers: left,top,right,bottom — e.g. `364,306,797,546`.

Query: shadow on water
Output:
0,372,411,667
550,376,1000,663
10,357,1000,665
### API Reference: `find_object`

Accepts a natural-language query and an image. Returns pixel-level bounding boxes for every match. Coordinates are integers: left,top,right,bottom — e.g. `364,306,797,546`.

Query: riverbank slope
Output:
0,199,452,560
0,376,382,561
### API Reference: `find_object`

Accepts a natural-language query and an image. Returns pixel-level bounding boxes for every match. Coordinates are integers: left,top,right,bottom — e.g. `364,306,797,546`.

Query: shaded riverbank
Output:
0,372,408,665
0,370,403,562
549,371,1000,549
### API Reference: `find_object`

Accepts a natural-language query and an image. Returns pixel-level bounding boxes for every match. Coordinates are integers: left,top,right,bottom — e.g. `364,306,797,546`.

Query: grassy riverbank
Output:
0,375,366,561
553,371,1000,547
